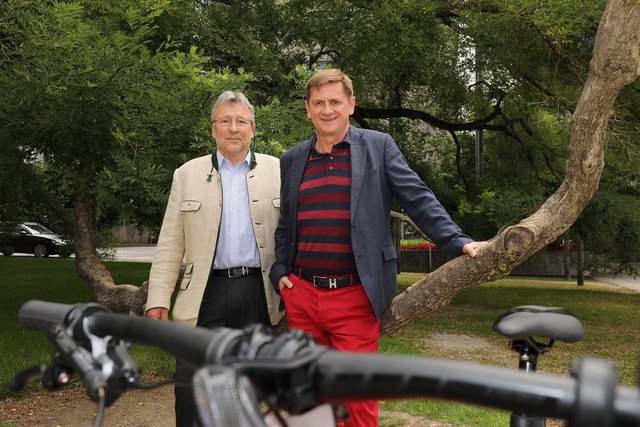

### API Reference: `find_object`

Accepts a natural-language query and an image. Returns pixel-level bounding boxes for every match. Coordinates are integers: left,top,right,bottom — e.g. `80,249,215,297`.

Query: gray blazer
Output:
270,126,472,319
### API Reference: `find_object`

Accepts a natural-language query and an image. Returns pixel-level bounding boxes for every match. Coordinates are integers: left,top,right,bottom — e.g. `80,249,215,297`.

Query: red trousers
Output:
282,273,381,427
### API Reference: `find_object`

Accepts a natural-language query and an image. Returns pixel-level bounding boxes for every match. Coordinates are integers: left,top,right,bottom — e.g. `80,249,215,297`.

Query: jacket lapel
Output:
287,137,313,217
349,126,366,221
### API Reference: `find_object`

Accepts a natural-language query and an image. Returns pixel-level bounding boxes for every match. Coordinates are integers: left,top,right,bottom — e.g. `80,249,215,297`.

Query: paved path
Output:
591,272,640,292
114,245,155,263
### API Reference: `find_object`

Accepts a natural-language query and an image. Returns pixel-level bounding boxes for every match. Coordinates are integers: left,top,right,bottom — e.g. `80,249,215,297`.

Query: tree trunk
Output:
577,238,585,287
564,237,571,281
381,0,640,335
73,185,148,315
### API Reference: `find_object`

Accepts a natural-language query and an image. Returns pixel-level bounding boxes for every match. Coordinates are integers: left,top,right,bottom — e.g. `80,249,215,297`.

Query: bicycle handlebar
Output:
17,300,640,427
19,300,71,332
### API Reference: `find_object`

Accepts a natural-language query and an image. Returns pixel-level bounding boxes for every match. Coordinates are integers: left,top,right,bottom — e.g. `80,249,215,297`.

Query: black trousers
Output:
174,273,269,427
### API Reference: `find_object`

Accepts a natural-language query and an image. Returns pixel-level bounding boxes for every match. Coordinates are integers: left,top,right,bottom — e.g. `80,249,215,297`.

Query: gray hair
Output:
210,90,255,123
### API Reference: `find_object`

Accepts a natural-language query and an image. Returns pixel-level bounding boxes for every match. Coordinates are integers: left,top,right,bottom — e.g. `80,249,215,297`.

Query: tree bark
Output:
73,185,148,315
380,0,640,335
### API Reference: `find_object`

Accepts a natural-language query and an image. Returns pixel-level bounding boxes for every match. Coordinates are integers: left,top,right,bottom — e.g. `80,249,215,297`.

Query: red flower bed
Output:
400,240,438,251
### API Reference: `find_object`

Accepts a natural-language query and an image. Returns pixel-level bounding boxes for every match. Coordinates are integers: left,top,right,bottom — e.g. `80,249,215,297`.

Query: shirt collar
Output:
214,150,255,170
309,127,351,160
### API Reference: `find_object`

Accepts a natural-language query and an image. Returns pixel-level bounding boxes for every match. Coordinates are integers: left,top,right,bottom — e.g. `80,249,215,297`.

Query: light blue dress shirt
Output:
212,150,261,269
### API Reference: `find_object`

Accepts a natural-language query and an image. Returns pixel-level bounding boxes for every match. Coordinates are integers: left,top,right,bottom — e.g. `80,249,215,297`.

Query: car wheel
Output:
33,243,49,258
1,247,14,256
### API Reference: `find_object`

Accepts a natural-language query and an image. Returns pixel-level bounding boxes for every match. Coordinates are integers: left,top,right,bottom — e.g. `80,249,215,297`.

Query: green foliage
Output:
2,0,639,269
458,188,548,240
0,0,251,234
501,0,605,48
578,192,640,266
0,148,74,237
0,257,158,399
399,239,438,251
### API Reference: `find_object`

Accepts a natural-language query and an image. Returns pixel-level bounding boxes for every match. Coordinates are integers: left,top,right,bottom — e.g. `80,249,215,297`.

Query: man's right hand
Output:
278,276,293,292
146,307,169,320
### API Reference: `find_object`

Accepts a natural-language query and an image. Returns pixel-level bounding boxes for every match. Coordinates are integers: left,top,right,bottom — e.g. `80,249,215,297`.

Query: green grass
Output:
379,275,640,426
1,259,639,426
0,257,173,400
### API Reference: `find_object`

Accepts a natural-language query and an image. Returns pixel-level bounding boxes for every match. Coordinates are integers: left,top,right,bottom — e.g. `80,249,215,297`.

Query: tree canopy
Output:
186,0,640,262
1,0,638,324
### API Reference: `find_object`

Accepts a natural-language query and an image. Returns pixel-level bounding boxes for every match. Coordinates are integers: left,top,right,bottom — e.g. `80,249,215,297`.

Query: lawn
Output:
1,258,638,426
0,257,173,401
379,274,640,426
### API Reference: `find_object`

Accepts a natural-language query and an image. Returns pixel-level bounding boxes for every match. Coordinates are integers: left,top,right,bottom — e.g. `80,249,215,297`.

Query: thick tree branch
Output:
351,111,372,129
381,0,640,335
354,93,505,132
74,185,147,314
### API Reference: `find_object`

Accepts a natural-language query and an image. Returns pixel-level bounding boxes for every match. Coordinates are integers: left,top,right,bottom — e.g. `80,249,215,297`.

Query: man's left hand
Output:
463,241,488,257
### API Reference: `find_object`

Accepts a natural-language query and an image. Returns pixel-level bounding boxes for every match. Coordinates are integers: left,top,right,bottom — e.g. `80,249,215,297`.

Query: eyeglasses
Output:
211,118,253,128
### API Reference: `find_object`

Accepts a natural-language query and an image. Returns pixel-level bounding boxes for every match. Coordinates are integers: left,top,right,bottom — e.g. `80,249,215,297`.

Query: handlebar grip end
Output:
18,300,74,333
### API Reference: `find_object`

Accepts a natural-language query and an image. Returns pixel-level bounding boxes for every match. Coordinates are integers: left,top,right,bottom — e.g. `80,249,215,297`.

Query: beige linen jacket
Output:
146,153,283,326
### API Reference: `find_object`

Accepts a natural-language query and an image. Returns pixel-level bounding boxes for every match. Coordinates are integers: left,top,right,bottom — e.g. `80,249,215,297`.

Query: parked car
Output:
0,222,72,257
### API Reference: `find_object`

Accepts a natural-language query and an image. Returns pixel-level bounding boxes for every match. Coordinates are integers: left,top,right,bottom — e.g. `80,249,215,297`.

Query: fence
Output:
399,249,585,277
113,225,155,246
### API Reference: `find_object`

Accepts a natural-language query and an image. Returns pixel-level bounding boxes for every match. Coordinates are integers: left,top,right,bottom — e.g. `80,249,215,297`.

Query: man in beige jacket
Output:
145,91,282,426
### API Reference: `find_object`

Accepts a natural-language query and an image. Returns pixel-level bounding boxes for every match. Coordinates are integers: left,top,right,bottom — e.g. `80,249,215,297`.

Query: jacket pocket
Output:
382,245,398,261
179,263,194,290
180,200,201,212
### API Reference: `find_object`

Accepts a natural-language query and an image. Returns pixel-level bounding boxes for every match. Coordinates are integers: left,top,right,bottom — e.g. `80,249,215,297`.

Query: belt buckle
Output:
312,275,325,288
228,267,247,278
312,275,337,289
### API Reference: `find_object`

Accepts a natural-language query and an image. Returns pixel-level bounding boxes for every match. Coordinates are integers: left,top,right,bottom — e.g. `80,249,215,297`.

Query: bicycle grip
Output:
19,300,73,332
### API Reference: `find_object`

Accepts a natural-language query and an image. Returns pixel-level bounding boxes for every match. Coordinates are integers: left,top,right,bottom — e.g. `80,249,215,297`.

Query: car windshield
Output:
23,223,55,235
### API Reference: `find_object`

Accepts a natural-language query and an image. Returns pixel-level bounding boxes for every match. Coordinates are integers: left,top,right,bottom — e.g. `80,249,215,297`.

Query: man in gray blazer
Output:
146,91,283,426
270,69,486,427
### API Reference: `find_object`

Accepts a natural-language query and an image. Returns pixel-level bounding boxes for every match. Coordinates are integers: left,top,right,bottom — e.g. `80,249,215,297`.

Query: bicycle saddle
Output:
492,305,584,343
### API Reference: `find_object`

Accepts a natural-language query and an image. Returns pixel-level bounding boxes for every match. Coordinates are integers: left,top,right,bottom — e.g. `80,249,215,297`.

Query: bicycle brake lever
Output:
50,324,107,402
10,359,74,393
10,364,47,392
41,356,74,391
107,341,138,389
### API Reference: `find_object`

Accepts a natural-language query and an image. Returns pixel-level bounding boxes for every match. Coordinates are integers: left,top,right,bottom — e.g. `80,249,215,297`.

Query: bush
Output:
400,239,438,251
